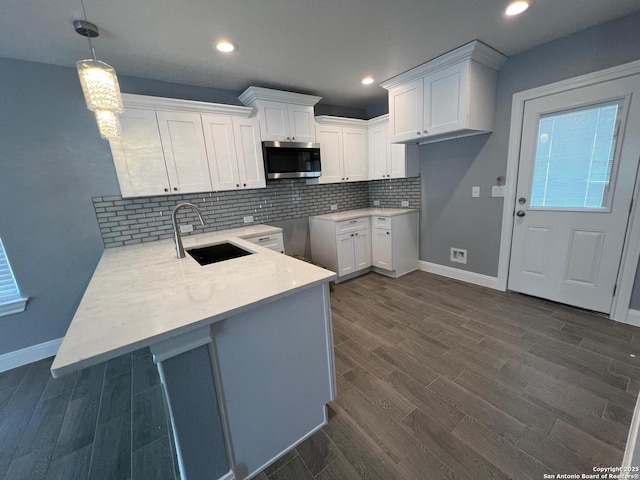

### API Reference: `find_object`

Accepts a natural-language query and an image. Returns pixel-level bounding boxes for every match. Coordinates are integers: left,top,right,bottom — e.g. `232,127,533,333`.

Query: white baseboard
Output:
418,261,501,290
0,337,63,373
624,309,640,328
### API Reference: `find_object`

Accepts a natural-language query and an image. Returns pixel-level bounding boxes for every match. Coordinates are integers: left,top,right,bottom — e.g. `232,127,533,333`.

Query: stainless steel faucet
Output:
172,203,206,259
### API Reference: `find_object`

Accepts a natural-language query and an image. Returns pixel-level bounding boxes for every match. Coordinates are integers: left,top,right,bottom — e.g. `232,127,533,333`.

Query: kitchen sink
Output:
187,242,254,266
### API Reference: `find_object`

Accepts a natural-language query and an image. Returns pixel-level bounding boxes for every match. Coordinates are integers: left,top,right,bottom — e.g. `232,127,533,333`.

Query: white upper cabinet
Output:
310,117,368,184
366,115,419,180
109,94,265,198
202,115,265,191
110,108,171,198
156,111,212,194
232,117,266,189
239,87,321,143
382,41,507,145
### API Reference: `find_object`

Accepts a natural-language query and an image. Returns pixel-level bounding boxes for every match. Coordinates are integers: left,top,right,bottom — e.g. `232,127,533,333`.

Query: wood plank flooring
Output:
0,348,178,480
258,271,640,480
2,270,639,479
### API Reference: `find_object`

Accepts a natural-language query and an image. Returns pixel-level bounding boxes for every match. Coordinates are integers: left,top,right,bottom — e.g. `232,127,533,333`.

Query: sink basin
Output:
187,242,254,266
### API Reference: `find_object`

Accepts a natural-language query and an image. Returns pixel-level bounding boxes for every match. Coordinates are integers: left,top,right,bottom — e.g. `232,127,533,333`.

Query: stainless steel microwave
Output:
262,141,321,179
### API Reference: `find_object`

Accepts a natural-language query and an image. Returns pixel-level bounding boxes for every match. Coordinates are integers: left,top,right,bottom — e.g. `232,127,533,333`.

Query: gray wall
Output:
0,58,256,355
418,11,640,281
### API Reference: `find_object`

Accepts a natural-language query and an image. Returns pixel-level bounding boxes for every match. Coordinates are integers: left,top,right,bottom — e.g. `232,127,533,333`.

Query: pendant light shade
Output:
95,109,122,139
76,59,124,113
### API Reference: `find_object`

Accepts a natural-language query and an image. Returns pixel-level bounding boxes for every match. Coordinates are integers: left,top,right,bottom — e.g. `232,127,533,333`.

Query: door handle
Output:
516,210,526,217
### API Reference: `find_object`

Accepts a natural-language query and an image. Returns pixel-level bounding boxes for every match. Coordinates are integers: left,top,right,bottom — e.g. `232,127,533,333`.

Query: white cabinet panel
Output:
389,144,408,179
233,117,266,189
288,105,315,142
368,124,388,180
343,127,367,182
201,114,241,191
354,230,372,271
372,229,393,270
110,108,170,197
316,124,344,183
389,79,423,143
156,111,212,194
336,233,356,276
257,101,290,141
424,62,469,135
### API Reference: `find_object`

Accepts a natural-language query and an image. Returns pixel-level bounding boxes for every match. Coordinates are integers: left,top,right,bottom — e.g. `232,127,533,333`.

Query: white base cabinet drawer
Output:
243,232,285,253
335,217,369,235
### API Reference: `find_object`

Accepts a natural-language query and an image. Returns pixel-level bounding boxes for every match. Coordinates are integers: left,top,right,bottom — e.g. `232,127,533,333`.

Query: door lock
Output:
518,197,527,204
516,210,526,217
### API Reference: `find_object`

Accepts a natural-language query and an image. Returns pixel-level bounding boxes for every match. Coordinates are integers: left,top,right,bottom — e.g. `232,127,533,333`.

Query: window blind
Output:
0,238,22,305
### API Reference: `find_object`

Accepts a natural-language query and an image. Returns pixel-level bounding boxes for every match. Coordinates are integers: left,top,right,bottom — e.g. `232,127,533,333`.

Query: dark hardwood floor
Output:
0,347,178,480
259,271,640,480
1,270,639,479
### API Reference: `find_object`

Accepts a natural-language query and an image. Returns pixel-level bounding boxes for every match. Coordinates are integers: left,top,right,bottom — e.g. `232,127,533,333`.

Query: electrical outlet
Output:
179,224,193,233
330,204,338,211
243,215,254,224
401,201,409,207
450,248,468,264
472,186,480,198
492,185,506,197
373,200,380,206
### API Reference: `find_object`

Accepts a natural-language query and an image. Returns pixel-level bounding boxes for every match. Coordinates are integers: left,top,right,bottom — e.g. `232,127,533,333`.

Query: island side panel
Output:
157,344,230,480
212,282,335,480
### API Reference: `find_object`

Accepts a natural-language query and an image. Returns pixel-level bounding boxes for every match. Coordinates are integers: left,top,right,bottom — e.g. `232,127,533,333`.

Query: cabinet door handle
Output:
351,233,354,237
243,183,247,187
173,187,178,191
417,131,421,136
236,184,240,188
349,220,358,224
286,137,291,141
424,130,428,135
386,231,390,235
292,137,296,140
341,178,344,181
346,177,349,180
258,237,270,242
164,188,169,192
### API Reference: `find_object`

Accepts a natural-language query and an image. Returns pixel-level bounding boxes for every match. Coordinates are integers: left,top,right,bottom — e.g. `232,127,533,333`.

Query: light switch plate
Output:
401,201,409,207
373,200,380,206
472,186,480,198
243,216,254,223
179,224,193,233
330,204,338,211
492,185,506,197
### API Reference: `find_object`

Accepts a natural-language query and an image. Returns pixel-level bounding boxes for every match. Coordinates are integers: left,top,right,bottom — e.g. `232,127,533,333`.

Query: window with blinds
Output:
0,237,27,316
530,99,623,210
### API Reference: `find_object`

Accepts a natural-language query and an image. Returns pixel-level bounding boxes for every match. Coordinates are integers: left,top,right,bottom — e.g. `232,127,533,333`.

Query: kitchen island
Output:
51,225,337,480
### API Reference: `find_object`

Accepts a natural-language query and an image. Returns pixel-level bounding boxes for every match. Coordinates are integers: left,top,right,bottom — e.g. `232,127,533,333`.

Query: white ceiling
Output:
1,0,639,110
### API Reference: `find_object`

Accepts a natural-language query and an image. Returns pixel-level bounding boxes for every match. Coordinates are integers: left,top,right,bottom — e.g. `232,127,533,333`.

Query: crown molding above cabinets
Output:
381,40,508,145
239,86,322,143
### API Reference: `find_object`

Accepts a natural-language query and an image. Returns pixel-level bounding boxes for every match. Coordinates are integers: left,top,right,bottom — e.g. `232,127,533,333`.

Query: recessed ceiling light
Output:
362,76,374,85
505,1,529,16
215,40,237,53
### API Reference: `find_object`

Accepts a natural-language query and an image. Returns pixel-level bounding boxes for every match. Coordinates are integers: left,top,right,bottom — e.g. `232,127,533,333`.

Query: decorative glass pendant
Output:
94,109,122,139
76,59,124,113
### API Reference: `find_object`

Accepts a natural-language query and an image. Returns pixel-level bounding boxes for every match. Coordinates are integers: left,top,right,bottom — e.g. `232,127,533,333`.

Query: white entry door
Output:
508,75,640,313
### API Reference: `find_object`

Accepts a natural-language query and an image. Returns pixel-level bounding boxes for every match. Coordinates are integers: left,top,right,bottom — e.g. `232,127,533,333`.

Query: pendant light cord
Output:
80,0,97,61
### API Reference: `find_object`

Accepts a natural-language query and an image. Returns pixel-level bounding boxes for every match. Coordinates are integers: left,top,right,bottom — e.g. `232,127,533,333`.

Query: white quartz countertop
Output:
311,208,418,222
51,225,336,378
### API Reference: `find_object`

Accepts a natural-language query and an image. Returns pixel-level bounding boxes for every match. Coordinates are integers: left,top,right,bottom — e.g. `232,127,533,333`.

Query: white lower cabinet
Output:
309,217,371,280
310,210,418,282
242,231,285,253
372,228,393,270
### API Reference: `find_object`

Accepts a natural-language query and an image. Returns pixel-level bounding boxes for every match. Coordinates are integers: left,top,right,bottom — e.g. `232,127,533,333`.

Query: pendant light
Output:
74,0,123,139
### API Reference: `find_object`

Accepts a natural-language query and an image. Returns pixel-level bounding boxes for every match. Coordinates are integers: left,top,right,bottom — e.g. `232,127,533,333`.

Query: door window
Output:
530,100,624,210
